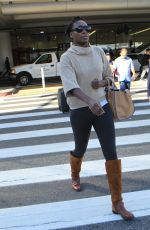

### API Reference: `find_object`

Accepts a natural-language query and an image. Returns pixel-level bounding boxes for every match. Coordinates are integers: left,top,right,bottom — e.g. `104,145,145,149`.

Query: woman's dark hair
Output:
66,16,84,37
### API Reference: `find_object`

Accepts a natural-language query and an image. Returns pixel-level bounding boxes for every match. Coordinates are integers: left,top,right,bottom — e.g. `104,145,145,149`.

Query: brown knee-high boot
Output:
70,152,83,191
105,159,134,221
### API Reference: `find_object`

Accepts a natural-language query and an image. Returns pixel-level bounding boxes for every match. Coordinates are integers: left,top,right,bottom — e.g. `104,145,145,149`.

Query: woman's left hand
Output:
91,79,106,89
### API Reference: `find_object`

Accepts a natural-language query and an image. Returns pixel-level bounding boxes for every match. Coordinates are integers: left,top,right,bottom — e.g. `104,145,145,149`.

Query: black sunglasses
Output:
72,25,92,33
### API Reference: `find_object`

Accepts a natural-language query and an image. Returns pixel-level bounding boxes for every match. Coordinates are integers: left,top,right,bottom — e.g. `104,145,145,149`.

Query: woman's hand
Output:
88,99,105,116
71,88,105,116
91,79,107,89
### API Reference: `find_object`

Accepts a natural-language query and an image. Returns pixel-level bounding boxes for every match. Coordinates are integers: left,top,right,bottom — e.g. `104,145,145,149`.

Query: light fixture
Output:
89,30,96,36
130,28,150,36
40,31,44,34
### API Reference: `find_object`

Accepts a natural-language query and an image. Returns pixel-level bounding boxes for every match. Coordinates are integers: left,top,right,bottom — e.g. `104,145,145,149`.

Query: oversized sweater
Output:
60,45,112,109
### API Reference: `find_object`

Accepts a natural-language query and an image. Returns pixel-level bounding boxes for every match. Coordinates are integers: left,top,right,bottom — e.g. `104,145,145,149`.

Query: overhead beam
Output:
20,17,150,28
14,9,150,20
2,0,150,15
0,0,72,2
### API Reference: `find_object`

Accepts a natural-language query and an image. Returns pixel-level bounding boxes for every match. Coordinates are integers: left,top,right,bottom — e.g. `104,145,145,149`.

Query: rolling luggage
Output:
58,88,69,113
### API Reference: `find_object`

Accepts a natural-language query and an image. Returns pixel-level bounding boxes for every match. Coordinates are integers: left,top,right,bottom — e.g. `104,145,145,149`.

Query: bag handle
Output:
105,77,117,90
106,78,130,93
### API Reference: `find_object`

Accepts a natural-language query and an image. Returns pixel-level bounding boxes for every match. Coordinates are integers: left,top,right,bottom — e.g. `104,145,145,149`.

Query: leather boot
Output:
70,152,83,192
105,159,134,221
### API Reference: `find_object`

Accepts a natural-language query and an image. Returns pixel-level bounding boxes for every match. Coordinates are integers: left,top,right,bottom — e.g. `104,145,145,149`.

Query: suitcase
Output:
58,88,69,113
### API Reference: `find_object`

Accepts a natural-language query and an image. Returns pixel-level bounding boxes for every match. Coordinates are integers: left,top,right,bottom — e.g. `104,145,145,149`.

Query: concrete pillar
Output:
0,31,13,72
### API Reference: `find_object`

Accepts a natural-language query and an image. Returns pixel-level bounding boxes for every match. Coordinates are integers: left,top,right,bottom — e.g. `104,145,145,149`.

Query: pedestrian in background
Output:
148,58,150,102
60,16,134,221
140,48,150,80
113,48,136,90
105,51,119,81
105,52,114,74
4,57,10,77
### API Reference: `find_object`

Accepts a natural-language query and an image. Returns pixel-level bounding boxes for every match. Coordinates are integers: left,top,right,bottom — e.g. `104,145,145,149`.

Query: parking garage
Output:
0,0,150,69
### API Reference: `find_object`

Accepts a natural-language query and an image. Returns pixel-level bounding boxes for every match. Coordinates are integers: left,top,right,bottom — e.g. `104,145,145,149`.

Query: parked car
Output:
10,52,60,85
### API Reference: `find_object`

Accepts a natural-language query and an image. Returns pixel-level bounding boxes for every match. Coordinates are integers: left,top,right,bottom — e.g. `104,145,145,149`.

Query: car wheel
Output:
18,73,32,86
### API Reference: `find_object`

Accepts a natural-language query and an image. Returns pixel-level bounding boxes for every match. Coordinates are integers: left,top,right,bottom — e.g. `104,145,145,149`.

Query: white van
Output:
10,52,60,85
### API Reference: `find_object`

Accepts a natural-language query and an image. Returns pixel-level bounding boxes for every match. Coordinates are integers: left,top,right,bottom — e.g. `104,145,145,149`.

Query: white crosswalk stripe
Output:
0,119,150,141
0,110,61,120
0,133,150,159
0,102,149,129
0,154,149,187
0,82,150,229
0,95,57,105
0,104,58,114
0,97,57,108
0,190,150,230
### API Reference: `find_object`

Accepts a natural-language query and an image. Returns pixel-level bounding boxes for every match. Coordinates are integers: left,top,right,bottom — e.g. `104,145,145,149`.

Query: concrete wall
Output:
0,32,13,71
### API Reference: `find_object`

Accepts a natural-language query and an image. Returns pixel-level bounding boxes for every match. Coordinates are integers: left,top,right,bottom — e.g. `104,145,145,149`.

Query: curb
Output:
0,89,14,97
11,84,62,96
0,85,20,97
21,83,62,90
0,84,62,97
0,80,146,97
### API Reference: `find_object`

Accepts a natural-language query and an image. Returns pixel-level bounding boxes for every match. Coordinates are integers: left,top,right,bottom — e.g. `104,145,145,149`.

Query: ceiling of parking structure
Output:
0,0,150,31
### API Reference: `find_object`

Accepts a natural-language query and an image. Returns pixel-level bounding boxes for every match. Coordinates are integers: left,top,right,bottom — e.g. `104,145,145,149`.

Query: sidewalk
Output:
0,87,16,97
0,83,62,97
0,80,147,98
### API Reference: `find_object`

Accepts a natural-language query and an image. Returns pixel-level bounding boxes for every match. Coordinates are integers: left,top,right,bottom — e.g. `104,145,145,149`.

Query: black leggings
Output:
70,103,117,160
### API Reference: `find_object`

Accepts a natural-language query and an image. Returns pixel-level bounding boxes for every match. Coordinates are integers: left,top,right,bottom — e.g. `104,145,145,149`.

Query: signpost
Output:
41,67,46,93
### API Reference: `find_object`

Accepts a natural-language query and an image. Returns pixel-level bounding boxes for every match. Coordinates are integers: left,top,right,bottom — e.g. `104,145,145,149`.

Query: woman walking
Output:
60,17,134,221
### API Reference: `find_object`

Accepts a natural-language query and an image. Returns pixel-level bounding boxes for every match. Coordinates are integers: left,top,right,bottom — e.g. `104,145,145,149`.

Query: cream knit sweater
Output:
60,45,112,110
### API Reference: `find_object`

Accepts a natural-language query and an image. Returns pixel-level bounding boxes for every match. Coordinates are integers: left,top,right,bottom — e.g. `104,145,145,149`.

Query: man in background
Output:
113,48,136,90
147,57,150,102
140,48,150,80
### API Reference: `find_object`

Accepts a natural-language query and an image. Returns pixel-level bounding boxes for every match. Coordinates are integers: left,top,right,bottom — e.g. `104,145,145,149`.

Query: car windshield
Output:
35,54,52,64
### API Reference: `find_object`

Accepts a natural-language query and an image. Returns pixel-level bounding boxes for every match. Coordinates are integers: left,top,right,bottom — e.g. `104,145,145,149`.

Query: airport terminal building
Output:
0,0,150,69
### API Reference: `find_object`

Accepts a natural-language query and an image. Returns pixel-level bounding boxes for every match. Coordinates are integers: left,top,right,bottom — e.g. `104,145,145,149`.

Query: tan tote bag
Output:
106,78,135,121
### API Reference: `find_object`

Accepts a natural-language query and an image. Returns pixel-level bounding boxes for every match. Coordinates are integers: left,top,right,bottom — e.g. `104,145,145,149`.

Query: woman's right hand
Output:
71,88,105,116
88,99,105,116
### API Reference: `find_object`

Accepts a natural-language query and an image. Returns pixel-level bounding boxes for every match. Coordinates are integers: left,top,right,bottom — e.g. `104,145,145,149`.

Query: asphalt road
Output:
0,81,150,230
